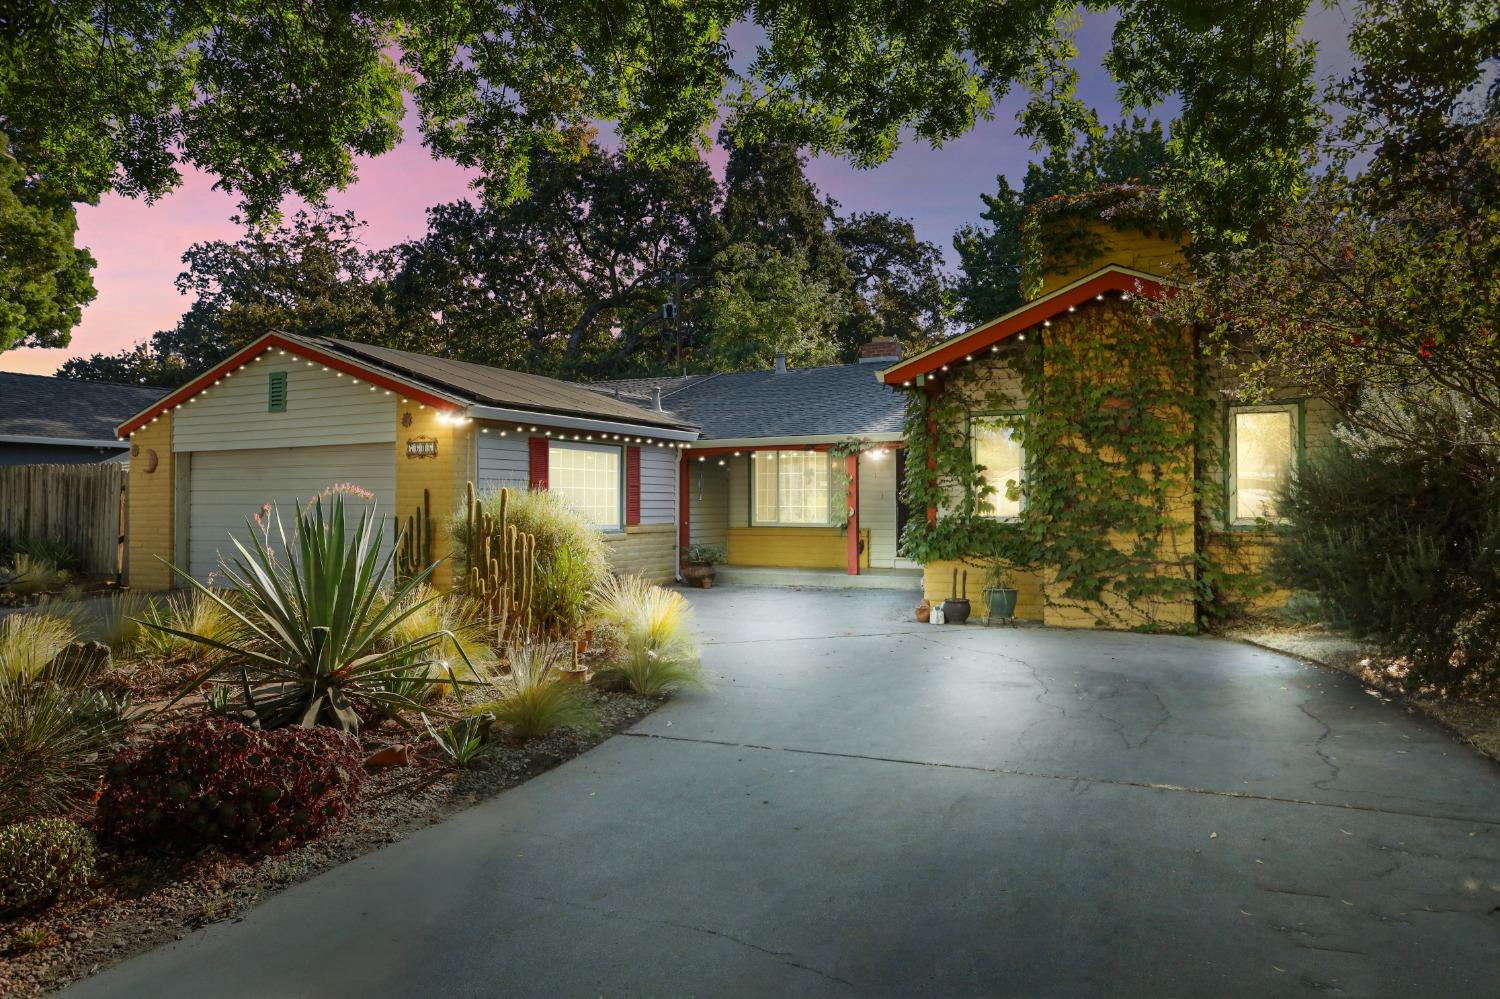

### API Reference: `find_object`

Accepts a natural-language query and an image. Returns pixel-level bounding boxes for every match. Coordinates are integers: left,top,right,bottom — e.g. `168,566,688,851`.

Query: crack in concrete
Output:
1298,699,1343,793
622,731,1500,828
519,893,859,990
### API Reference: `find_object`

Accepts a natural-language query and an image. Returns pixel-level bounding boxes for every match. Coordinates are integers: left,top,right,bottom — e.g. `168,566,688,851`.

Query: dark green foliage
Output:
97,717,365,855
0,136,95,352
1273,429,1500,698
953,117,1170,324
0,817,98,913
0,533,81,573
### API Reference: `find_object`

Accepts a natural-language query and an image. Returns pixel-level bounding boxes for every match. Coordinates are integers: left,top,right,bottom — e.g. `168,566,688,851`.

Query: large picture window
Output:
971,416,1024,519
550,442,622,529
1228,403,1298,524
752,450,833,525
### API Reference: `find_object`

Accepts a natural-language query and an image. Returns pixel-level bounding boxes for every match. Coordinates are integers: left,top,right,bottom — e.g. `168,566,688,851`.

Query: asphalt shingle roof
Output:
589,363,905,441
0,372,165,442
318,338,698,432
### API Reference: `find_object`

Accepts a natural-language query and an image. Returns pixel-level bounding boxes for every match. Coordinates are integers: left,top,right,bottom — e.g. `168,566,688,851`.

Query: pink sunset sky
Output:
1,9,1356,378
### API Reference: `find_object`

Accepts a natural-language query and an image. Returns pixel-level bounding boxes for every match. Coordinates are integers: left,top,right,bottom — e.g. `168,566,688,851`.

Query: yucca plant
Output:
150,496,479,732
0,613,77,681
478,639,597,740
592,575,705,695
423,712,490,767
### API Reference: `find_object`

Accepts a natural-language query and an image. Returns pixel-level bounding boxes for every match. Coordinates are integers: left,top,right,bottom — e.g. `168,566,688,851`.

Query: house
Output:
590,338,918,587
0,372,165,466
877,201,1337,629
115,334,698,591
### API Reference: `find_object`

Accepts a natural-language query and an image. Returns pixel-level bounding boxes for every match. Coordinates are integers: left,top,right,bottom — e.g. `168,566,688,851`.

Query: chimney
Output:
650,386,664,411
774,352,787,374
859,336,903,364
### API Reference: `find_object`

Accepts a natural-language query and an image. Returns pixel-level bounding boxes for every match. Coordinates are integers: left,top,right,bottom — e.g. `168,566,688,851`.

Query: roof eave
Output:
878,265,1175,386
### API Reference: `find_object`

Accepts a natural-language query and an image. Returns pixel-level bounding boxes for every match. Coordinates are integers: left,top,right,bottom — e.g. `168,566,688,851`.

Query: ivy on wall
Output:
1018,186,1184,300
898,302,1264,631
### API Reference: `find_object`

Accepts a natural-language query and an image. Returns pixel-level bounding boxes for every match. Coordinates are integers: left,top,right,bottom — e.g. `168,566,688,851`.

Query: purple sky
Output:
1,7,1356,377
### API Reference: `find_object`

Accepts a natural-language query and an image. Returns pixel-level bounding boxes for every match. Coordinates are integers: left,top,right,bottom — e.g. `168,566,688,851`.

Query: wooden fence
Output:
0,463,128,577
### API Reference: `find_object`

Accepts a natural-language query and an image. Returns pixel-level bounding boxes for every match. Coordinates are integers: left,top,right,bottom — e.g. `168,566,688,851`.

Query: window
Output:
267,371,287,412
752,450,834,525
1229,404,1298,524
971,416,1024,519
549,442,622,529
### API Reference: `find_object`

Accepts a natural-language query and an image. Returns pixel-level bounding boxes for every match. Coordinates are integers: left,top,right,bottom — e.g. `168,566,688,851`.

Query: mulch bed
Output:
0,686,660,998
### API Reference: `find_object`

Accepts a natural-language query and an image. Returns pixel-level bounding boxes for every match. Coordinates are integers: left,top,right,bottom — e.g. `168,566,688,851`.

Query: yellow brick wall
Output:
603,524,677,582
126,415,176,592
1035,221,1189,295
923,560,1045,621
727,527,870,569
395,404,471,589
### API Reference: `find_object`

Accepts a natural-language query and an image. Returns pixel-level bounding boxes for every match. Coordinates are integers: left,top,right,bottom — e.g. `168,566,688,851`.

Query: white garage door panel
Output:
188,445,396,582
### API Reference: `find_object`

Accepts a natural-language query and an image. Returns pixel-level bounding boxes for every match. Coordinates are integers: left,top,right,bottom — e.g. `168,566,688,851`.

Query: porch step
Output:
710,565,922,591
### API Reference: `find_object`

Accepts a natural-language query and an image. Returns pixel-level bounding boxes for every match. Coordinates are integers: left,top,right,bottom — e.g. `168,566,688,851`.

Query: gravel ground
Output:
1231,623,1500,762
0,686,660,998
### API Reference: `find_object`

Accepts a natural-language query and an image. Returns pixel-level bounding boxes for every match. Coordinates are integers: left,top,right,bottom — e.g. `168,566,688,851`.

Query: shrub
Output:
380,587,497,704
592,575,704,695
0,818,97,912
458,488,610,639
149,496,475,731
1274,425,1500,698
0,655,132,824
478,640,597,740
0,612,77,680
1,554,69,597
97,716,365,854
132,591,244,664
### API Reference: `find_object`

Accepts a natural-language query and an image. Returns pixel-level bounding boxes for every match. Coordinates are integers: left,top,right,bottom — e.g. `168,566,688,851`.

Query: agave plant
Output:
150,496,481,732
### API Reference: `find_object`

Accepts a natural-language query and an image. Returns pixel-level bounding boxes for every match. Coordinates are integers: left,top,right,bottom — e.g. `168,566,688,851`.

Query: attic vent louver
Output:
268,371,288,412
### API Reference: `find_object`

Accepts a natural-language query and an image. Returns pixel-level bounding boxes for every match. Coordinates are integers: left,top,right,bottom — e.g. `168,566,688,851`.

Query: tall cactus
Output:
396,489,432,580
462,482,537,643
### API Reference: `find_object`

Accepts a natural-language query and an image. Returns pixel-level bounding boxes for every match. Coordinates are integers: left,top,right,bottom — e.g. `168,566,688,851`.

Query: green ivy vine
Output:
898,304,1264,632
1018,186,1183,300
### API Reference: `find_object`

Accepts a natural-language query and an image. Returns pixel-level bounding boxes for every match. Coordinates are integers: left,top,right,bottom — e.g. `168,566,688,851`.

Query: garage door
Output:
187,444,396,582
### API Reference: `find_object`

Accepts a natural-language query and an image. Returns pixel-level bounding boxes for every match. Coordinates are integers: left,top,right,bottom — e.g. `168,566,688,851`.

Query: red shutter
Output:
625,446,641,525
528,436,549,490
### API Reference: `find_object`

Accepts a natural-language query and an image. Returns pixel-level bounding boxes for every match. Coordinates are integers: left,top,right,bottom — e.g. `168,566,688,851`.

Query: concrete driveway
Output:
66,588,1500,998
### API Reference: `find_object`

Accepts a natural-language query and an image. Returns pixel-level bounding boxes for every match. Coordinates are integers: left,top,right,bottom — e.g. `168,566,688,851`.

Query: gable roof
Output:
589,363,906,442
117,332,699,438
0,372,165,446
878,265,1173,385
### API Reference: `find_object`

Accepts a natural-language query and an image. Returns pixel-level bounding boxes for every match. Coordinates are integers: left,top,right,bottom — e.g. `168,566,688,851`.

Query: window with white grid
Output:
549,442,621,529
750,450,833,525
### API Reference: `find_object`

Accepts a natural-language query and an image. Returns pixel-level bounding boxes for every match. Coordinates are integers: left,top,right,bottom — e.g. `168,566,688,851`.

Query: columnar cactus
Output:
396,488,433,581
462,482,537,644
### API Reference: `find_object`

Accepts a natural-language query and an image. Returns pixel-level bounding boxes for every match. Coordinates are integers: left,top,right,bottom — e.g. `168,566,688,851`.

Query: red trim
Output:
528,437,549,490
683,442,903,460
116,333,458,437
880,270,1167,385
625,446,641,525
678,451,691,557
846,453,860,575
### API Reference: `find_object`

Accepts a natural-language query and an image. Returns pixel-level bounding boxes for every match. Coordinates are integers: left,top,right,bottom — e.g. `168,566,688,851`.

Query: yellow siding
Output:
923,560,1045,621
126,415,176,592
395,404,470,589
727,527,869,569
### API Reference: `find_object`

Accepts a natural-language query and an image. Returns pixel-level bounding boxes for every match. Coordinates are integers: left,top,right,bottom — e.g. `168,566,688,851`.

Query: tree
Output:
0,136,95,352
834,212,950,355
700,246,844,371
391,143,718,378
4,2,1334,351
953,117,1169,324
60,212,401,387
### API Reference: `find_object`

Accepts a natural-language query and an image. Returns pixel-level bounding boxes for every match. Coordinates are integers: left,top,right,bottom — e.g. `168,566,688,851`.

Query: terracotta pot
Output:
915,600,931,623
555,667,592,686
682,562,716,588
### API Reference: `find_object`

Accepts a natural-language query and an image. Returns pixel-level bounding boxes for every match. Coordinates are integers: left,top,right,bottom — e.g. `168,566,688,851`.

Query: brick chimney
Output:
858,336,903,364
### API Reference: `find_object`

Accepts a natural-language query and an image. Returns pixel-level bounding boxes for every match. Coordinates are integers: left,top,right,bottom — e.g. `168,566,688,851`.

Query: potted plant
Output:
982,561,1019,625
681,543,725,588
942,567,971,624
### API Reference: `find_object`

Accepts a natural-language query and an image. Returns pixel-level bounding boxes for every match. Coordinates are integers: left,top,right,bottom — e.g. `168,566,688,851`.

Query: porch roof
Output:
876,265,1173,386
